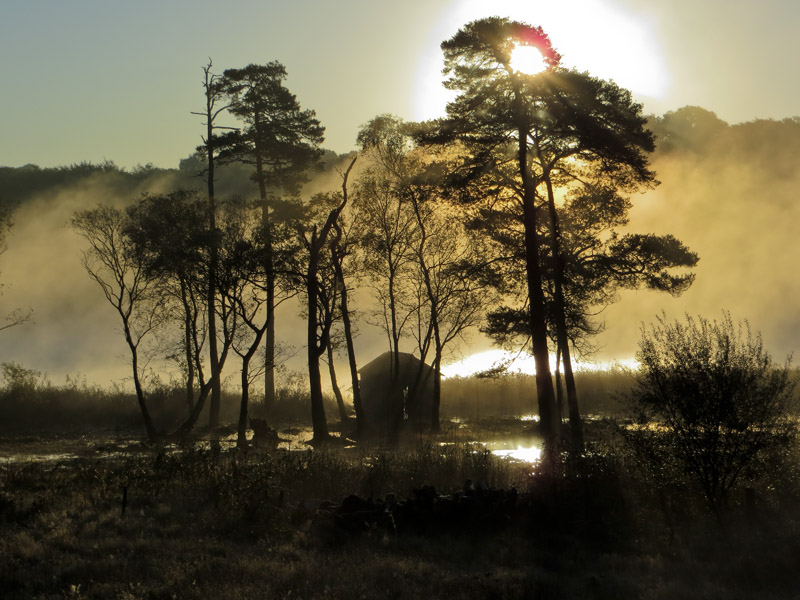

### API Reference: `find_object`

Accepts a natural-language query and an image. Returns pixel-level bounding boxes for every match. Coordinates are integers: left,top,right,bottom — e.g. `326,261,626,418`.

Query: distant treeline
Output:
3,107,799,209
649,107,800,173
0,148,343,212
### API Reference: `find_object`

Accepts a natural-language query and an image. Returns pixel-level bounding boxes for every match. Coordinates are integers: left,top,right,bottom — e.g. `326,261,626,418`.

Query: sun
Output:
509,44,548,75
414,0,668,122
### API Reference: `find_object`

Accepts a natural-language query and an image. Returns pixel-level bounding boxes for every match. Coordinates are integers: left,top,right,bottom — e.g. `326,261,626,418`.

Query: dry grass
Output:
1,420,799,599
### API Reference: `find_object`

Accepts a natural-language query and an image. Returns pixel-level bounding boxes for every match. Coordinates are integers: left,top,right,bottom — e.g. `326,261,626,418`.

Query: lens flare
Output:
510,45,547,74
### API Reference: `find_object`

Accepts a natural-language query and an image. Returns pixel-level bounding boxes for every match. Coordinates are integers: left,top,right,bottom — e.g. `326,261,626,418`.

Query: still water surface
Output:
0,420,544,466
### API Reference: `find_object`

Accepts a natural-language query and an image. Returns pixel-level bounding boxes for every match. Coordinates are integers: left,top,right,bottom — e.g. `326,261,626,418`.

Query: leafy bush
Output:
623,313,797,515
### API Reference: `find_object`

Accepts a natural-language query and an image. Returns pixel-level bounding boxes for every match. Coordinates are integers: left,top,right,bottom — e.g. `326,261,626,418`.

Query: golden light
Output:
441,349,639,378
492,445,542,464
510,44,547,74
414,0,669,122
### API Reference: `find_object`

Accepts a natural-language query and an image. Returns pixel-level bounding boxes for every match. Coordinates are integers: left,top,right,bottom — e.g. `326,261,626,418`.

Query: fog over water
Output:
0,108,798,390
597,112,800,362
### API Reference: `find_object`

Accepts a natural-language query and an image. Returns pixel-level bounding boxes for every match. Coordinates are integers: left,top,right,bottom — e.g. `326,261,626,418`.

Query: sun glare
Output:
510,45,547,74
414,0,668,122
441,349,639,379
491,445,543,464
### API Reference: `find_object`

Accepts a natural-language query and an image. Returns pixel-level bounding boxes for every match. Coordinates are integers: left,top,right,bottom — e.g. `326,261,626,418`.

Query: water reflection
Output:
490,445,542,463
439,439,543,465
1,418,545,466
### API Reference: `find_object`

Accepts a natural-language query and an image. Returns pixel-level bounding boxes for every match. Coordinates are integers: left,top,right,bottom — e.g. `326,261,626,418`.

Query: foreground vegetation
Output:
2,319,799,598
1,418,799,600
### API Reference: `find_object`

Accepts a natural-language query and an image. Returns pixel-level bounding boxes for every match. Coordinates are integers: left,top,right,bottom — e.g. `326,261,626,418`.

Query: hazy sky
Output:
3,0,799,169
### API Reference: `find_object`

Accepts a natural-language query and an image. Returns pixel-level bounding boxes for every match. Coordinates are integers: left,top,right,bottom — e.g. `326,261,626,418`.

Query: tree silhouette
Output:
219,62,325,414
420,17,684,449
214,198,273,448
483,184,698,388
359,115,494,432
330,206,366,435
291,157,357,444
189,60,240,429
72,206,163,441
624,313,796,517
125,191,237,438
356,118,420,396
418,18,564,442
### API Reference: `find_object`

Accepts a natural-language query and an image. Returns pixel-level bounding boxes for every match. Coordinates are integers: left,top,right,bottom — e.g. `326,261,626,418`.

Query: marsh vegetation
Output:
1,364,798,599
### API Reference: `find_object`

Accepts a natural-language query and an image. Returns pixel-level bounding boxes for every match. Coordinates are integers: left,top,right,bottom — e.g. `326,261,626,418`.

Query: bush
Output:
623,312,797,515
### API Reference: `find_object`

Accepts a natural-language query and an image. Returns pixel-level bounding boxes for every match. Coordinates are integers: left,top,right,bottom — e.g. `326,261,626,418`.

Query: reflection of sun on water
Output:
492,445,542,464
440,440,543,465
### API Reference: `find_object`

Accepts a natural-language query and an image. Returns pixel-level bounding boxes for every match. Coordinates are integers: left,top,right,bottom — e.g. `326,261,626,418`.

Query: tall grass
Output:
0,363,642,435
441,368,636,419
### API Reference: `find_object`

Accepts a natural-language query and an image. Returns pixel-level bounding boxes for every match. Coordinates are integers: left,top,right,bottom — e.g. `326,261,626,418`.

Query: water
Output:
0,418,544,466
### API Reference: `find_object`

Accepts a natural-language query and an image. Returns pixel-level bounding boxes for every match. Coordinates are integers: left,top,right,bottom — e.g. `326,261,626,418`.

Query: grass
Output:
1,418,799,599
1,368,799,598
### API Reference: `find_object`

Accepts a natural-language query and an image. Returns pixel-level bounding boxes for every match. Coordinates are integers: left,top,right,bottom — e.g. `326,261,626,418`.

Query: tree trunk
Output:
388,269,401,382
237,326,268,448
206,97,222,429
175,384,212,438
543,175,584,451
124,321,157,442
517,129,558,443
305,156,355,443
181,279,195,412
338,266,365,434
307,229,330,443
237,354,252,448
264,277,276,411
555,344,565,425
431,347,442,433
253,115,278,414
327,342,349,427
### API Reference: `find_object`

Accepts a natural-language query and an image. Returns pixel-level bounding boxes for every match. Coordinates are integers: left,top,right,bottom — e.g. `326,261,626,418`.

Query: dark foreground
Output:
1,421,799,599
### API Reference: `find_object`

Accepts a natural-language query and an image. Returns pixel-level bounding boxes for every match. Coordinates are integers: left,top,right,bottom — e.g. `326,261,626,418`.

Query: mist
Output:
0,107,798,390
596,108,800,363
0,158,392,390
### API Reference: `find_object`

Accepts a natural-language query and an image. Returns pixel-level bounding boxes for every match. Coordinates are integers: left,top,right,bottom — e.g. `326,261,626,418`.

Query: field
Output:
1,371,799,599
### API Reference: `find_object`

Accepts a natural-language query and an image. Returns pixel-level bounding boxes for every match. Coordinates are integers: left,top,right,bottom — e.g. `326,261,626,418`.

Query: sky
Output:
1,0,800,386
2,0,800,170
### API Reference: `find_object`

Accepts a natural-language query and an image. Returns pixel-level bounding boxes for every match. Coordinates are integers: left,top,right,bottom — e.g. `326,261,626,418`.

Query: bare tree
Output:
295,157,357,443
358,116,495,432
72,206,164,441
356,117,420,388
408,198,493,431
190,60,240,428
215,199,271,447
124,191,238,439
330,212,366,435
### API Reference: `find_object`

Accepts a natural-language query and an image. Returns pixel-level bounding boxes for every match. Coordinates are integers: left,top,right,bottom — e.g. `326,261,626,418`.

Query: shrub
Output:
623,312,796,516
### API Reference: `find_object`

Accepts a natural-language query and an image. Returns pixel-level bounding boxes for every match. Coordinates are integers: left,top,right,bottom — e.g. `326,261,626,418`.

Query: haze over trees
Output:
6,19,800,451
11,21,699,443
416,18,697,448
